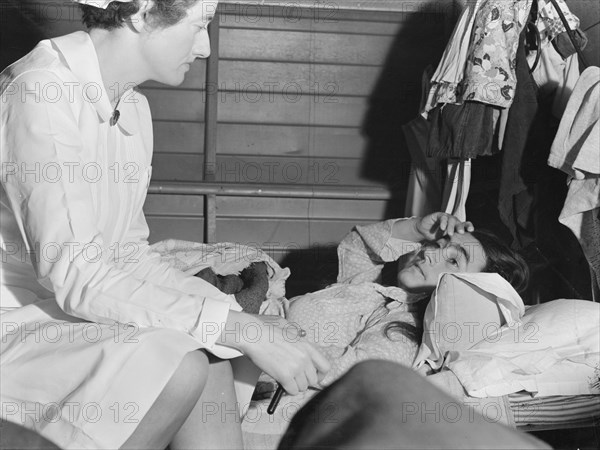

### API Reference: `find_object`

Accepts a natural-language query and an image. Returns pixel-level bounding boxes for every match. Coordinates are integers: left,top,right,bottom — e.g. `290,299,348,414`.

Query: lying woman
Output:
240,212,529,446
285,211,529,386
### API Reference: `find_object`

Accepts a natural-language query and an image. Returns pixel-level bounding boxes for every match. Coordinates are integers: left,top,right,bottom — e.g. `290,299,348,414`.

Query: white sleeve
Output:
1,72,235,352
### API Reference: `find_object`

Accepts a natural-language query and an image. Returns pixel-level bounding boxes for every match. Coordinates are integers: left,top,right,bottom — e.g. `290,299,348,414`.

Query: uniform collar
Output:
49,31,141,135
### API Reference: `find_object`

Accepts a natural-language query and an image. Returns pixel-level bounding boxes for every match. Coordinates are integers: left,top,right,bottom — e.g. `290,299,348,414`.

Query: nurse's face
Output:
140,0,218,86
397,233,488,293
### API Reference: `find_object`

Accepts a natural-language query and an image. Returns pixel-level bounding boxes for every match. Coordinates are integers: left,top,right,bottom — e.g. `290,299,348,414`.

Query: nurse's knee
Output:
166,350,210,403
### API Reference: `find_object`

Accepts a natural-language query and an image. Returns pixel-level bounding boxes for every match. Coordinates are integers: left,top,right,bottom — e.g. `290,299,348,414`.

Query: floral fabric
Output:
461,0,533,108
537,0,580,43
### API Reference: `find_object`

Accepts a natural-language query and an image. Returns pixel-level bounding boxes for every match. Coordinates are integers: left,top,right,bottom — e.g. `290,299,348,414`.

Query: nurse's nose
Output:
193,28,211,59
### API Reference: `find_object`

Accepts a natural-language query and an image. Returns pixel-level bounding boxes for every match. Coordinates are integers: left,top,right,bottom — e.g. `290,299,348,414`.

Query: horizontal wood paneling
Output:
142,90,206,122
150,154,399,186
218,12,407,35
151,122,373,158
219,0,454,15
144,194,387,220
145,215,372,252
143,88,374,127
219,28,432,65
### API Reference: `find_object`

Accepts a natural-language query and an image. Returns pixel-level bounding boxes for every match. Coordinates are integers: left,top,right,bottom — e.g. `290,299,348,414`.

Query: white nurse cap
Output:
72,1,134,9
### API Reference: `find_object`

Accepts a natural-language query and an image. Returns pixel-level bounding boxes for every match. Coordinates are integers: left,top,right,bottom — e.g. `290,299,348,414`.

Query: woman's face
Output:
140,0,218,86
397,232,487,293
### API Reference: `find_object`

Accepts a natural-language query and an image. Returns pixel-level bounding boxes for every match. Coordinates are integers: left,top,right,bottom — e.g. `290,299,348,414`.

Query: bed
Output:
235,272,600,450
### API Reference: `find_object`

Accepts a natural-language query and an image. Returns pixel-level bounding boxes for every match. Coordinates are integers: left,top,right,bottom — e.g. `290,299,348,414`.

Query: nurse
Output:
0,1,330,448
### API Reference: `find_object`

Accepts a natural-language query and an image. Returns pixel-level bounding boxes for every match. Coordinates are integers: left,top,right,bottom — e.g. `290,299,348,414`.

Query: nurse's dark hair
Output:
80,0,201,30
384,228,529,343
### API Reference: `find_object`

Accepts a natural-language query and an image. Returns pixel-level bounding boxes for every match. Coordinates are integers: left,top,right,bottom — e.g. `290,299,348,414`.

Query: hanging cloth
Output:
441,159,472,222
423,0,484,115
548,67,600,300
402,116,443,218
498,26,539,244
461,0,534,109
536,0,580,43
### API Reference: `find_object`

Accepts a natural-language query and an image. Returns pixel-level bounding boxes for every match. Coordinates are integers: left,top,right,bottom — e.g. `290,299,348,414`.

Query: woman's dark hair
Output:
80,0,200,30
470,229,529,294
384,228,529,343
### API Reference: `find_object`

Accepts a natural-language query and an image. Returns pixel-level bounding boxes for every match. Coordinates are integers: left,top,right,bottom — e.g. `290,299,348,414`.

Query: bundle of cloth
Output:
150,239,290,316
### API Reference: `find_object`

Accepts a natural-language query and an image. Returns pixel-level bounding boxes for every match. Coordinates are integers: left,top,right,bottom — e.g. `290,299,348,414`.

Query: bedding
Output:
413,272,525,370
510,391,600,430
241,284,599,448
445,299,600,397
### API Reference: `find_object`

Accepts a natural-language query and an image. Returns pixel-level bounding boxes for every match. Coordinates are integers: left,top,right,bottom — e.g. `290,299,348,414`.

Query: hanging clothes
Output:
424,0,484,114
462,0,534,108
498,27,540,244
402,116,443,218
529,39,580,118
426,101,498,159
423,2,534,169
536,0,580,43
441,159,472,222
547,67,600,299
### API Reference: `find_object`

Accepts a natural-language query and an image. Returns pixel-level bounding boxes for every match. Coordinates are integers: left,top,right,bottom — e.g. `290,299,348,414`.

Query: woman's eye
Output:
448,259,459,267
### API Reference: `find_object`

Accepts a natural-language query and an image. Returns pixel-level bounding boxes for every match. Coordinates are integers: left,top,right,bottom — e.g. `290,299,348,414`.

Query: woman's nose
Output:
193,29,211,59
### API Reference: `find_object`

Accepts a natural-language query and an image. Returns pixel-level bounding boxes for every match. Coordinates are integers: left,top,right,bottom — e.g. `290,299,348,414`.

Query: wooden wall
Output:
142,1,451,260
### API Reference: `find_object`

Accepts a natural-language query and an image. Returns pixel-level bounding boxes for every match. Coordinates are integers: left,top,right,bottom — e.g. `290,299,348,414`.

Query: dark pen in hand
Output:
267,383,322,415
267,384,285,415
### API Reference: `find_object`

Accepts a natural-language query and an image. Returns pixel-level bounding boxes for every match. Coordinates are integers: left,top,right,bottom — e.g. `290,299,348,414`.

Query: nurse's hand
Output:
220,311,331,395
415,212,474,241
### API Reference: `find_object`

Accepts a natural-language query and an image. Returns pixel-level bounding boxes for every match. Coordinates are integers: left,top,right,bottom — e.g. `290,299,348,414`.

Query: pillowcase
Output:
445,299,600,397
413,272,525,371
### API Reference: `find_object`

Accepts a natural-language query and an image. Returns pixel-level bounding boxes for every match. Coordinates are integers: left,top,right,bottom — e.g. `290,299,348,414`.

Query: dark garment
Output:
426,100,499,159
553,28,588,59
498,28,540,246
583,208,600,301
278,360,550,450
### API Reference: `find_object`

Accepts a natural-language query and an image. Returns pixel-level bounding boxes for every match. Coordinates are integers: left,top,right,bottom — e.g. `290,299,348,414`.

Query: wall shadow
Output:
279,245,339,298
360,1,460,218
1,0,84,70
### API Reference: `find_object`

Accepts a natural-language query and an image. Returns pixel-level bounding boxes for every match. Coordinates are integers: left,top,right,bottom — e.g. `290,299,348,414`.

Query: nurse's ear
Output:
129,0,155,33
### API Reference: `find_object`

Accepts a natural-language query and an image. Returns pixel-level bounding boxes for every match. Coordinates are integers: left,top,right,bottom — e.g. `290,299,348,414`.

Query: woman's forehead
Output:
436,233,486,267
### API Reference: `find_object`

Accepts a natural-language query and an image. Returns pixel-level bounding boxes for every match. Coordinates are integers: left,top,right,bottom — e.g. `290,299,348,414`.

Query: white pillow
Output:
413,273,525,370
446,299,600,397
